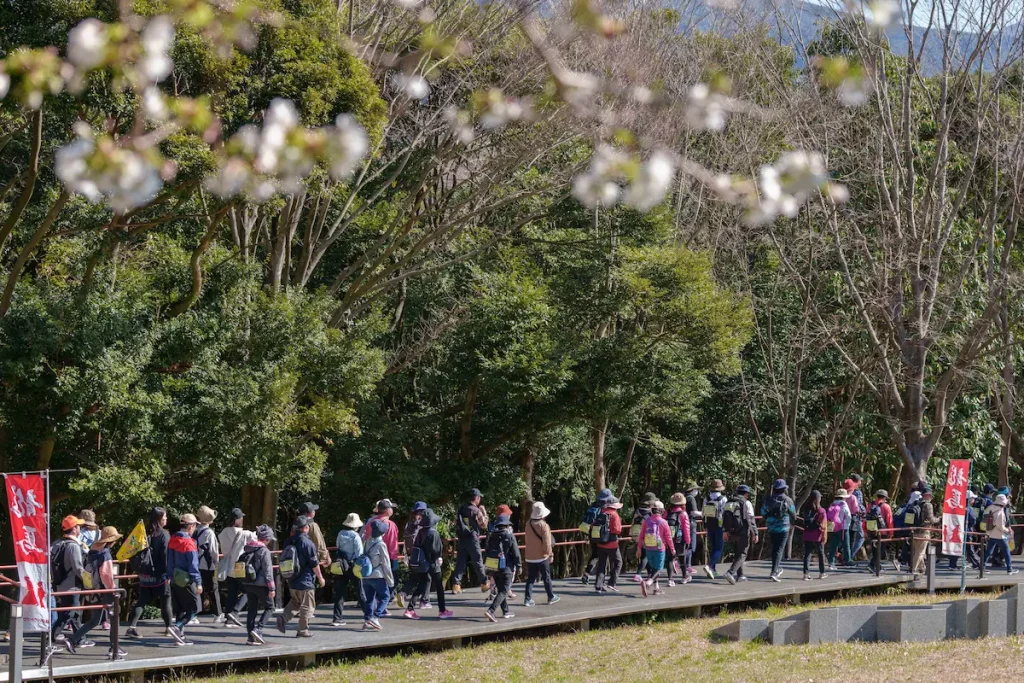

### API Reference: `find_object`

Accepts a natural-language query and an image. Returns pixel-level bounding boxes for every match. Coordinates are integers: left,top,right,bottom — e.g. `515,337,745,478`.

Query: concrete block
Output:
945,599,981,639
769,616,810,645
876,605,948,643
806,608,839,644
836,605,878,642
999,585,1024,634
980,599,1008,638
711,618,768,642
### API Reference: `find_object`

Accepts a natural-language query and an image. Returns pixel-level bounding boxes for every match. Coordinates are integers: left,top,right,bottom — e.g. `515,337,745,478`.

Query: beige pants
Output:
284,588,316,633
910,538,929,574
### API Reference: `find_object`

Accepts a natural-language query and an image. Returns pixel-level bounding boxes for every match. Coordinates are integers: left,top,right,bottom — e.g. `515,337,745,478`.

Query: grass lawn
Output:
203,590,1024,682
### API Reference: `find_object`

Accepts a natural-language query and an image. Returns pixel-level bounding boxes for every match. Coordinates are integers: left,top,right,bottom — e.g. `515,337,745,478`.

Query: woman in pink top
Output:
637,501,675,597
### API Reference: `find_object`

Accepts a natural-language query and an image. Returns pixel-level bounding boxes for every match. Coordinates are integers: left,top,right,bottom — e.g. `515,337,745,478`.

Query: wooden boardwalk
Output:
2,560,1022,682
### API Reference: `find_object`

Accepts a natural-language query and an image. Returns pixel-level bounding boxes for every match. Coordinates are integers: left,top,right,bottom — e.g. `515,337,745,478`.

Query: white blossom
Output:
866,0,900,30
67,19,108,71
326,114,368,179
204,158,252,198
479,95,531,130
686,83,728,132
392,0,423,8
623,152,675,210
394,73,430,100
142,87,168,121
0,72,9,99
55,137,103,203
837,73,871,107
255,98,300,174
445,106,475,144
572,174,620,208
55,125,163,212
747,150,835,224
140,15,175,83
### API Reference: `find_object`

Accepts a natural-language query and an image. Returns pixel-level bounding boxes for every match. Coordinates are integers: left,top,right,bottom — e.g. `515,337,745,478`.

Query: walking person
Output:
683,481,701,577
78,510,99,548
167,513,203,646
484,514,521,621
801,491,828,580
630,493,657,582
762,478,796,581
983,494,1020,575
239,525,276,646
405,509,452,619
125,507,174,640
50,515,86,646
825,489,852,571
297,502,331,569
360,519,394,630
451,488,490,594
217,507,255,628
579,488,612,584
398,502,426,609
910,486,940,575
523,501,559,606
723,485,757,584
276,515,326,638
593,496,624,593
363,499,401,594
331,513,363,627
846,476,867,560
865,490,895,573
194,506,221,623
638,501,675,597
666,493,692,585
702,479,728,579
63,526,124,659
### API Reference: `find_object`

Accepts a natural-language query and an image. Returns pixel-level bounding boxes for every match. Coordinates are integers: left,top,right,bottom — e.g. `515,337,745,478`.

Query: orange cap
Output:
61,515,85,532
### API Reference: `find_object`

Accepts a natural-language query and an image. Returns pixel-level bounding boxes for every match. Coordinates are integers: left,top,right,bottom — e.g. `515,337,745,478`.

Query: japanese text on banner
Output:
4,473,51,632
942,459,971,557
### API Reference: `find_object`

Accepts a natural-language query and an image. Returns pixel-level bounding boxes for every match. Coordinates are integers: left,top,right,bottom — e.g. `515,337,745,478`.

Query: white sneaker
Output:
187,617,200,626
703,566,715,580
667,580,676,587
632,574,643,583
770,572,781,583
724,572,737,585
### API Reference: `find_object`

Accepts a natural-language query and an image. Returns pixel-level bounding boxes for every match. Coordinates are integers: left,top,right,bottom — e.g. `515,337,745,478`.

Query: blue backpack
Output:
353,539,378,579
579,505,601,534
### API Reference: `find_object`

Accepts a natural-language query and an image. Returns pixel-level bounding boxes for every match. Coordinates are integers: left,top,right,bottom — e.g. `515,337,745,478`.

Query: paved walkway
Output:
2,560,1021,682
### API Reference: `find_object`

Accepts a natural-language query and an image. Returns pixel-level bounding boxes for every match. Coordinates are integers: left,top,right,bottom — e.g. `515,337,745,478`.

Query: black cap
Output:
984,483,996,495
376,499,396,512
468,488,483,499
298,502,319,515
293,515,310,530
230,508,245,521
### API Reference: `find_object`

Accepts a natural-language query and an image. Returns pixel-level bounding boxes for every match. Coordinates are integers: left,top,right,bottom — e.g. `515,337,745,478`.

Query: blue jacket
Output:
166,531,201,586
284,531,319,591
761,494,796,534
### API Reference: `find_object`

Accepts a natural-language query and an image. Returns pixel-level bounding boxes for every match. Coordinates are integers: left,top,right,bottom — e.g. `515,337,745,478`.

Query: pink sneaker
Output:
438,610,454,619
404,610,420,620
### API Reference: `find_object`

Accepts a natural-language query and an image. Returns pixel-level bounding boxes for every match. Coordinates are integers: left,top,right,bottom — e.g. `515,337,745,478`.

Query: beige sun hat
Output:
531,501,551,520
342,513,364,529
196,506,217,524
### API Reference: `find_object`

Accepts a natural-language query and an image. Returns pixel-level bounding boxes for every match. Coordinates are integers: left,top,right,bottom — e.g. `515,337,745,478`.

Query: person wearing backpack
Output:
955,490,980,570
846,476,867,560
523,501,559,606
217,508,255,629
397,502,427,610
331,513,364,626
722,485,757,584
991,486,1014,568
580,488,612,585
637,501,675,596
665,493,692,585
125,507,174,641
166,513,203,646
824,489,852,571
909,486,941,575
451,488,490,595
359,518,395,630
982,494,1020,575
62,526,123,659
593,496,624,593
702,479,728,579
239,524,276,646
683,481,701,578
761,479,796,581
275,515,325,637
406,508,452,619
193,506,221,624
50,515,86,646
483,514,520,621
864,489,895,573
801,491,828,580
630,493,657,583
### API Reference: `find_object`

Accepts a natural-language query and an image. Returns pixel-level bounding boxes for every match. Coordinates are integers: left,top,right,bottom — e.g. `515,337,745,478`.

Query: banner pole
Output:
960,461,972,594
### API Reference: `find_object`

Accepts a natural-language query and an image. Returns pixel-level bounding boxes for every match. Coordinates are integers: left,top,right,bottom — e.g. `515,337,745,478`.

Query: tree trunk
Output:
592,419,608,493
520,446,536,529
459,378,479,461
242,484,280,529
616,432,639,500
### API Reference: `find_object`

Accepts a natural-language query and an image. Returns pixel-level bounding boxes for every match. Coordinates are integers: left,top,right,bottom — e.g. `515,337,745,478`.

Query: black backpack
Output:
130,544,155,575
591,510,612,543
803,507,819,530
667,509,684,543
239,546,263,584
49,540,75,587
902,499,924,527
766,495,787,520
864,503,885,533
484,530,508,572
722,497,747,534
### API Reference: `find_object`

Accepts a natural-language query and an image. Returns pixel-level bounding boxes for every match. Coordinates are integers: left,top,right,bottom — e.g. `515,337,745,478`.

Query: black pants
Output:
524,560,554,602
583,541,600,578
171,584,200,631
128,583,173,629
223,576,248,615
636,547,647,575
243,585,274,635
488,569,513,615
728,532,751,577
52,594,81,640
199,569,221,616
595,546,621,589
452,536,487,587
412,567,446,612
332,568,359,621
803,540,825,574
70,598,112,647
769,531,787,575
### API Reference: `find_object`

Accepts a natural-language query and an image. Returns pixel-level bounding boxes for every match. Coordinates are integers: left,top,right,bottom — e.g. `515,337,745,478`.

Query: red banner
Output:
4,473,51,632
941,459,971,557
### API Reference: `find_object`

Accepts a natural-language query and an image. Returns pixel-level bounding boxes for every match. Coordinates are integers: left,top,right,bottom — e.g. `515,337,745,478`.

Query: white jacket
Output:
217,526,257,580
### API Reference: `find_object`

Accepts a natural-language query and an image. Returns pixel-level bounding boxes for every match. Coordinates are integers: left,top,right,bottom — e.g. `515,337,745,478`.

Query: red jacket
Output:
873,500,894,538
597,508,623,549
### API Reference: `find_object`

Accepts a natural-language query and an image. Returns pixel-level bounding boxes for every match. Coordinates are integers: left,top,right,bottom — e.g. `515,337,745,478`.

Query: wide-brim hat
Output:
996,494,1010,506
684,481,699,493
604,497,623,509
669,492,686,506
196,506,217,524
651,501,665,511
643,492,658,503
179,513,198,525
97,526,122,545
79,509,98,529
711,479,725,492
875,489,889,499
773,478,788,490
495,514,513,527
531,502,551,520
835,488,849,498
342,513,363,529
412,502,427,513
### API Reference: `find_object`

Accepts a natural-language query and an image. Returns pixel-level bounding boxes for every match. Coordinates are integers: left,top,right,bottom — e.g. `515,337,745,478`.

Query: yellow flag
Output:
116,519,148,562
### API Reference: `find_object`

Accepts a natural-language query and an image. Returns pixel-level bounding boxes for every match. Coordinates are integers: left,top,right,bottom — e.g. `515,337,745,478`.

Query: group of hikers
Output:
42,476,1020,660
